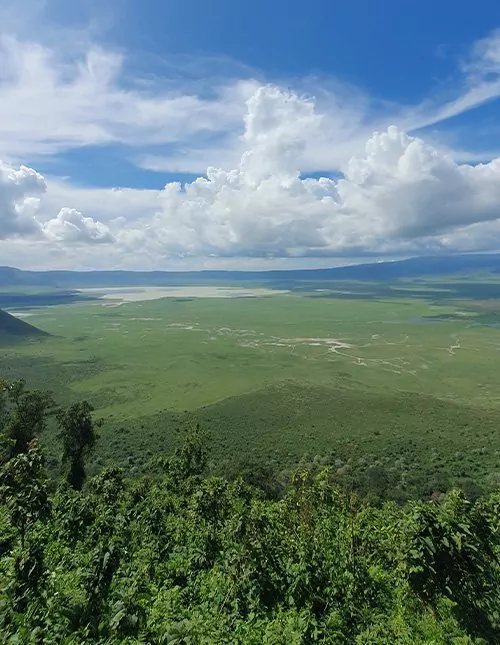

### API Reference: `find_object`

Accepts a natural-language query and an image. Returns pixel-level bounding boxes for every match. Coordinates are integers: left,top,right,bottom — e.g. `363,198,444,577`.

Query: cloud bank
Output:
4,85,500,263
140,100,500,258
1,27,500,268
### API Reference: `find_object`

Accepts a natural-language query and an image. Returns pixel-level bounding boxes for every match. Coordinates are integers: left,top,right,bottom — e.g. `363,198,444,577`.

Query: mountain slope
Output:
0,309,48,343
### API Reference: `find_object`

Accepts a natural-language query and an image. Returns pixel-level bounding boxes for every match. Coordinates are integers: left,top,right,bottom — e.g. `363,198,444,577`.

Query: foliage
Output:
57,401,99,490
0,439,49,548
0,382,498,642
0,379,55,460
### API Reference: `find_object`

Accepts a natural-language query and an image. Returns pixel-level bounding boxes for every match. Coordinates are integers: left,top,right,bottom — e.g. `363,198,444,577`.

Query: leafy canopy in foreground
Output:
0,379,55,459
0,379,498,643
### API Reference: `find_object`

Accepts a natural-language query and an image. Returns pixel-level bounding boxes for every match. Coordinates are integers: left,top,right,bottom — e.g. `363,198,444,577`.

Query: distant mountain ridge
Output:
2,254,500,288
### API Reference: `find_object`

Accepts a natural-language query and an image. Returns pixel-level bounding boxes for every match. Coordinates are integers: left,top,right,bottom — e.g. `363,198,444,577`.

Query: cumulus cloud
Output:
0,160,45,238
130,88,500,259
84,97,495,265
338,127,500,240
43,207,115,244
4,83,500,263
0,159,114,245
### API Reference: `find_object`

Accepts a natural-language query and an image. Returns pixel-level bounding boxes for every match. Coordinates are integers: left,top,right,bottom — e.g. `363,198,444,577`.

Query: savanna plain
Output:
3,276,500,499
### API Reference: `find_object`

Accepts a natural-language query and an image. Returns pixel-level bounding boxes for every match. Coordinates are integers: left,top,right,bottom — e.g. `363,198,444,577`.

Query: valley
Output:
2,274,500,496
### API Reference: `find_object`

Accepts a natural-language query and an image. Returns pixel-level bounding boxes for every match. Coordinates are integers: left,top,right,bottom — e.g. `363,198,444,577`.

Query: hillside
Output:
85,381,499,500
0,387,499,642
0,309,48,343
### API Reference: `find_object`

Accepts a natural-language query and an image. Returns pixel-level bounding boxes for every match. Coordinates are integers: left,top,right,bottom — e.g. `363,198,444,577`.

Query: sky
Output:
2,0,500,270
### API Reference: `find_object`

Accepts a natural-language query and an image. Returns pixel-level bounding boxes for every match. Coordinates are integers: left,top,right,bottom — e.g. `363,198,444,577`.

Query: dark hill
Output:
0,309,48,343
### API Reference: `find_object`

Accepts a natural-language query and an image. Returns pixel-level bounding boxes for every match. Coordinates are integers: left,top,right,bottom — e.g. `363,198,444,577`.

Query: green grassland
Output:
1,280,500,493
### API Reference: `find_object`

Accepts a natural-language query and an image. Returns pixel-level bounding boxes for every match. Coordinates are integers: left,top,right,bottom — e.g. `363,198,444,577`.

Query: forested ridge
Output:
0,379,499,643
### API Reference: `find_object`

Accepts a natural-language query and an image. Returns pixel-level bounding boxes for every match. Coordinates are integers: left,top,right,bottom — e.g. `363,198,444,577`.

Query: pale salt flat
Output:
79,286,289,303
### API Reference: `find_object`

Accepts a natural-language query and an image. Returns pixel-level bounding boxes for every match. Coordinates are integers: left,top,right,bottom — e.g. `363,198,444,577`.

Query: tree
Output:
0,379,54,460
0,439,49,548
57,401,99,490
167,423,209,483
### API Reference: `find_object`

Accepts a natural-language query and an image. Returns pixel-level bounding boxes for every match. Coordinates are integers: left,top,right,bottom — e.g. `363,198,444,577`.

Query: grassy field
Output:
1,279,500,492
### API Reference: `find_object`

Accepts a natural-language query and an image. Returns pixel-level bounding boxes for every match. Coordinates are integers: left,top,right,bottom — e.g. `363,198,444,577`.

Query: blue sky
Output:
113,0,496,96
36,0,500,186
1,0,500,269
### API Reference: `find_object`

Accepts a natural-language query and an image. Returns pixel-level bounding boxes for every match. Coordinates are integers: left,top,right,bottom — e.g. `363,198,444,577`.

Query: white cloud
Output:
1,25,500,173
0,159,114,245
385,29,500,137
42,207,115,244
3,19,500,268
5,86,500,265
41,181,161,226
0,35,257,161
141,116,500,259
465,28,500,79
0,160,45,238
338,127,500,240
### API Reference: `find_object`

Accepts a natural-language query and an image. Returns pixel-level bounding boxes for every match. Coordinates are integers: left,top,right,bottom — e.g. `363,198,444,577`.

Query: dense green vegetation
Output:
0,380,499,643
1,273,499,641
